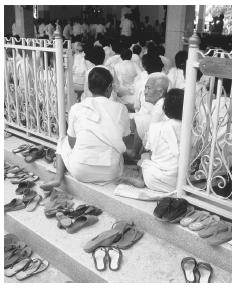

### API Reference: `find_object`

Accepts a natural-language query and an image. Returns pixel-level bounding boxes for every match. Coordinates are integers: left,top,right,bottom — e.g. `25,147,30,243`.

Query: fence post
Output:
54,29,66,137
66,40,76,111
176,32,200,197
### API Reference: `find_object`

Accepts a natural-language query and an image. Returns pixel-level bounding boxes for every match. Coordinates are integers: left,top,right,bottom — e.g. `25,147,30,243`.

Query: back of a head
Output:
148,72,169,92
163,88,184,121
88,67,113,96
133,44,142,55
120,48,132,60
175,50,188,70
85,46,105,65
142,54,164,74
111,40,121,54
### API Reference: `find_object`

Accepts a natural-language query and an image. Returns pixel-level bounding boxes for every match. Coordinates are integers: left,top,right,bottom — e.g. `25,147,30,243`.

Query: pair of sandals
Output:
92,247,122,271
181,257,213,283
153,197,190,223
56,204,103,234
5,165,39,184
84,221,144,253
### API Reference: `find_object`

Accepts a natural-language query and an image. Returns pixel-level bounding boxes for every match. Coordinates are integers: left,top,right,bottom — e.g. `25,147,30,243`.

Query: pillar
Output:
165,5,195,65
197,5,206,33
14,5,34,38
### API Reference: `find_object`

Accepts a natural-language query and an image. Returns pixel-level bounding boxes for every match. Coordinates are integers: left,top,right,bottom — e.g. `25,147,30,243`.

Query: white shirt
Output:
38,23,46,37
120,19,133,37
95,24,106,38
73,23,83,36
168,67,185,89
131,54,142,70
63,24,72,39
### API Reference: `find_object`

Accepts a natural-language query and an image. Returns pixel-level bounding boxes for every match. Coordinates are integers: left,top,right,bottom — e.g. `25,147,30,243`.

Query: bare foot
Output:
40,178,61,191
117,176,145,188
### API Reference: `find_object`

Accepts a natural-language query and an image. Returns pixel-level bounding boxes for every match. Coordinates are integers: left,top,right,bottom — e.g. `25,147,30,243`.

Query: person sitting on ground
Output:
119,88,184,191
41,67,130,190
104,40,122,72
168,50,188,89
131,44,143,70
128,73,169,160
113,48,141,111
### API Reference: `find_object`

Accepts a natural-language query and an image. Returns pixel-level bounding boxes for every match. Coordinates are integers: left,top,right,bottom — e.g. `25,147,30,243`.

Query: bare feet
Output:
117,176,145,188
40,178,61,191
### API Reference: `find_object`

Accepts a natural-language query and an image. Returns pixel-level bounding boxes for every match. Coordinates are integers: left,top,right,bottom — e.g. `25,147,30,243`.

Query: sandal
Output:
107,247,122,271
4,198,26,213
56,211,73,228
24,145,45,163
22,189,38,203
92,247,108,271
4,246,32,269
181,257,200,283
26,194,42,212
180,210,210,227
15,258,43,280
112,226,144,249
197,262,213,283
5,258,32,277
198,220,229,238
45,148,56,163
15,181,36,195
189,215,220,231
66,215,99,234
12,144,31,154
206,224,232,246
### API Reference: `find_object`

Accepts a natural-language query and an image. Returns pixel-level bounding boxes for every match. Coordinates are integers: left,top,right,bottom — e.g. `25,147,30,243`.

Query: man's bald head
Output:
144,73,169,105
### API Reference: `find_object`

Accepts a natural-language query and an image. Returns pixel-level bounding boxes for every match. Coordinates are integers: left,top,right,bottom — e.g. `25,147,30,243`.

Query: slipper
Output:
26,194,42,212
4,246,32,269
24,145,45,163
112,226,144,249
84,221,134,253
92,247,107,271
197,262,213,283
107,247,122,271
15,258,42,280
56,211,72,228
44,200,74,218
12,144,31,154
169,206,195,224
6,166,24,174
5,240,26,253
198,220,229,238
189,215,220,231
4,258,32,277
21,145,34,156
15,181,36,195
4,198,26,213
4,234,19,249
66,215,99,234
66,205,103,219
180,210,210,227
206,224,232,246
6,170,26,179
45,148,56,163
22,189,38,203
19,175,39,183
181,257,200,283
11,174,34,185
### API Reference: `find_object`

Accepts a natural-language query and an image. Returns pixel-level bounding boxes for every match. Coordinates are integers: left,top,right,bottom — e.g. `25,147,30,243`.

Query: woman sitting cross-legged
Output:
41,67,130,190
118,88,184,192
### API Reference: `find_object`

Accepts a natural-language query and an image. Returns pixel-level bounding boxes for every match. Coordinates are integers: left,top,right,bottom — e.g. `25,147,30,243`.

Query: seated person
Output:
41,67,130,190
128,73,169,159
119,88,184,192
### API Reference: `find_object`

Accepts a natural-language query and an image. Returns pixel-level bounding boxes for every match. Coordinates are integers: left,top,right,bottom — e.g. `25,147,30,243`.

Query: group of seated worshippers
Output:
41,36,232,195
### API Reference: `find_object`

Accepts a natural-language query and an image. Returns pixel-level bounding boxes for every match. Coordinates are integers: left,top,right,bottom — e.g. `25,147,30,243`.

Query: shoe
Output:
197,262,213,283
4,199,26,213
180,210,210,227
206,224,232,246
92,247,107,271
198,220,229,238
188,215,220,231
181,257,200,283
107,247,122,271
66,215,99,234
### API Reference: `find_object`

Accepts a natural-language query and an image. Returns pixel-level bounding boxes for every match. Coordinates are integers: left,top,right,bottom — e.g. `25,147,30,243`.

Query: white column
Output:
197,5,206,33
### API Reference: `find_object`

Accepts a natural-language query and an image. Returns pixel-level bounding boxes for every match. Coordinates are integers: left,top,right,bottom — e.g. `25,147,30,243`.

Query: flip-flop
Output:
189,215,220,231
198,220,229,238
5,240,26,253
7,166,24,174
181,257,200,283
92,247,107,271
24,145,45,163
197,262,213,283
26,194,42,212
21,145,35,156
66,215,99,234
15,181,36,195
56,212,72,228
4,198,26,213
22,189,38,203
19,175,39,183
4,246,32,269
11,174,34,185
206,224,232,246
180,210,210,227
6,170,26,178
45,148,56,163
12,144,31,154
4,258,32,277
112,226,144,249
169,206,195,224
107,247,122,271
84,221,134,253
15,258,42,280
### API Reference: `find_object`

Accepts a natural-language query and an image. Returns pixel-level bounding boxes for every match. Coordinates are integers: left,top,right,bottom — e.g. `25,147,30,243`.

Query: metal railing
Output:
4,30,75,147
177,32,232,219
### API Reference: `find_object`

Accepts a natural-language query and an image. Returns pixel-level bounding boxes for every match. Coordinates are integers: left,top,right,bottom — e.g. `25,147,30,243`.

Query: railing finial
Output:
189,30,200,48
54,26,62,39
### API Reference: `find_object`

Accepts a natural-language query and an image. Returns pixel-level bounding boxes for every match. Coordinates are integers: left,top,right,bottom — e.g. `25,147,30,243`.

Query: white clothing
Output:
63,24,72,40
168,67,185,89
131,54,142,70
140,119,182,192
82,23,89,35
103,46,115,63
121,6,132,22
113,60,141,105
38,23,46,37
73,23,83,36
120,19,133,37
57,97,130,184
72,52,86,91
95,24,106,38
105,54,121,73
160,55,172,74
134,71,148,111
45,23,55,40
12,23,19,35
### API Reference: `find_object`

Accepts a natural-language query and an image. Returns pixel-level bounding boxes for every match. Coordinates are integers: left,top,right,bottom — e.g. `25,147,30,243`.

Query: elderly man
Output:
127,72,169,160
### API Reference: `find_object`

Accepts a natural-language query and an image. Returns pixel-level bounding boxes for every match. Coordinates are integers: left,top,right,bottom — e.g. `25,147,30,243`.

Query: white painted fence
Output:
177,32,232,219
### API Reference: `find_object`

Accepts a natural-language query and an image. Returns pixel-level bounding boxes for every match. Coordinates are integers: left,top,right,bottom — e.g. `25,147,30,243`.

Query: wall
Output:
4,5,15,35
38,5,83,20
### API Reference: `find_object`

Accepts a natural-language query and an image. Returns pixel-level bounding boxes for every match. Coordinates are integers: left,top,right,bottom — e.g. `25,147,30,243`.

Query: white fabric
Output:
140,119,182,192
57,97,130,184
168,67,185,89
120,19,133,37
45,23,55,40
134,71,148,111
72,52,87,91
103,46,115,63
105,54,121,73
38,23,46,37
131,54,142,70
73,23,83,36
63,24,72,39
95,24,106,38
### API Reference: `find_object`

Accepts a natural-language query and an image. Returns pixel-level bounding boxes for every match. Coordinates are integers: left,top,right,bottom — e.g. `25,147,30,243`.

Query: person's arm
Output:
68,135,76,149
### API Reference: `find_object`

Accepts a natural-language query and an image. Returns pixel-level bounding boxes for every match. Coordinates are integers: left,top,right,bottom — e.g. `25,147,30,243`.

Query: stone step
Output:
4,136,232,273
4,179,231,283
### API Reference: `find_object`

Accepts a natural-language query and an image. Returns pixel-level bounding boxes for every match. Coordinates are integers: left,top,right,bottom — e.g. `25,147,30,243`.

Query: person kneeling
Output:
41,67,130,190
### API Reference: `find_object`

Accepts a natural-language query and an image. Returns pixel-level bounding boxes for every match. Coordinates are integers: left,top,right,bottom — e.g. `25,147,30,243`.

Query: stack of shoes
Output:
84,221,144,271
56,204,103,233
4,234,49,280
153,197,191,223
23,145,45,163
44,188,75,218
5,164,39,185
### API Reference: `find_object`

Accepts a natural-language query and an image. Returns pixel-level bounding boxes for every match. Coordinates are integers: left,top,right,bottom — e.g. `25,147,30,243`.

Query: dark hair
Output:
88,67,113,96
120,48,132,60
175,50,188,76
163,88,184,120
157,45,165,56
142,54,164,74
85,46,105,65
133,44,142,55
111,40,121,54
